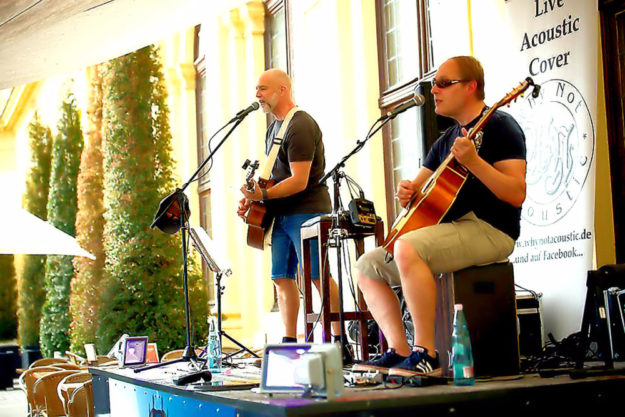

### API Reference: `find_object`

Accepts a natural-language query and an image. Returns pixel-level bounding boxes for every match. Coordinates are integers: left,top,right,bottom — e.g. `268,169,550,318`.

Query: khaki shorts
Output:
355,212,515,287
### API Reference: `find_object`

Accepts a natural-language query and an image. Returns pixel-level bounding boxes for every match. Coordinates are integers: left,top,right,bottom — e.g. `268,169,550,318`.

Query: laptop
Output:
122,336,149,367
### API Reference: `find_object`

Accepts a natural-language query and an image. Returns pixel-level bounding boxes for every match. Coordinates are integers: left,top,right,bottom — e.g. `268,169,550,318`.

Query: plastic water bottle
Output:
207,316,222,373
451,304,475,386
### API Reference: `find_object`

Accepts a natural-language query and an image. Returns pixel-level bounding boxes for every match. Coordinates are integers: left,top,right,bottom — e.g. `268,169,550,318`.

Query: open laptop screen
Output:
122,336,149,366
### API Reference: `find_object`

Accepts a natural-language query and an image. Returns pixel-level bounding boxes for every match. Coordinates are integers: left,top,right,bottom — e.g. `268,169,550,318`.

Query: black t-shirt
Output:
423,109,526,240
264,111,332,216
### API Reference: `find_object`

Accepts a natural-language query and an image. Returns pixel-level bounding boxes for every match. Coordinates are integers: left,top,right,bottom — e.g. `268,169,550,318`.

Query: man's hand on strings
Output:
396,179,417,208
237,197,251,219
451,127,479,169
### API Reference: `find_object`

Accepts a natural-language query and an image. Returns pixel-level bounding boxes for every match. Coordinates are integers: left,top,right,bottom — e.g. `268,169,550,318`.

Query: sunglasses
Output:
431,79,467,88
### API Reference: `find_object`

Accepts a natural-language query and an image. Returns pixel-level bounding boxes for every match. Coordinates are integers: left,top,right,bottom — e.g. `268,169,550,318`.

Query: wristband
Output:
261,187,268,201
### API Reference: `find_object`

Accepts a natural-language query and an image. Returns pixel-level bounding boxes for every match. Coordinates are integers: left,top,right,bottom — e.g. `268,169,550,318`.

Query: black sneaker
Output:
281,336,297,343
388,346,441,377
352,349,408,374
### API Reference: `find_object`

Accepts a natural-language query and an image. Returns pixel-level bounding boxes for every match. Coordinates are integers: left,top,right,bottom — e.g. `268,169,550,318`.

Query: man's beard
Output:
260,92,278,114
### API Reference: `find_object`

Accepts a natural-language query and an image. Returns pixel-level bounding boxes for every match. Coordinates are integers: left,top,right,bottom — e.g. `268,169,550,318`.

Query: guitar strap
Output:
259,106,300,247
259,106,300,180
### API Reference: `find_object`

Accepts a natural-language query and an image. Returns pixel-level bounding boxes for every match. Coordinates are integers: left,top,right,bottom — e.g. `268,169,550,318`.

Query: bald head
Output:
262,69,292,92
256,68,295,118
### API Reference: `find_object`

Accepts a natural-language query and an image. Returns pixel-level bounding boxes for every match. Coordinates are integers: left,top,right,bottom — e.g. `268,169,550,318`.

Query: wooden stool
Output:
300,215,384,361
435,262,520,377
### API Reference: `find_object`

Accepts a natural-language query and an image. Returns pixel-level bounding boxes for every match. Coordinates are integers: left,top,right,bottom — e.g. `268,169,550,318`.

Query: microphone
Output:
382,92,425,120
231,102,260,121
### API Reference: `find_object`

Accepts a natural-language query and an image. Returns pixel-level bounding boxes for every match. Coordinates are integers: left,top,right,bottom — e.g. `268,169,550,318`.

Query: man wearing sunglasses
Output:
353,56,526,377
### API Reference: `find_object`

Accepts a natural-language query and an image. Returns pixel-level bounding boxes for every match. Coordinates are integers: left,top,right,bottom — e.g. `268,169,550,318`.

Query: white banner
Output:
500,0,598,340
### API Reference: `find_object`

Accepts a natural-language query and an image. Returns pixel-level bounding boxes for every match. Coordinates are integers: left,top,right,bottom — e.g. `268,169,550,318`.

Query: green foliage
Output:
0,255,17,340
70,66,106,353
40,89,84,357
98,45,207,355
18,113,53,348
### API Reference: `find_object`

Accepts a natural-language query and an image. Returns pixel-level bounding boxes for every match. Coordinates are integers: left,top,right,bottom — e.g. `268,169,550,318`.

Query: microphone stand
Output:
135,112,251,376
318,115,394,361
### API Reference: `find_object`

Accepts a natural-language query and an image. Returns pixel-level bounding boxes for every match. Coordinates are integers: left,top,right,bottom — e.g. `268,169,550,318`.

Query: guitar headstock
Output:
242,159,260,190
496,76,540,109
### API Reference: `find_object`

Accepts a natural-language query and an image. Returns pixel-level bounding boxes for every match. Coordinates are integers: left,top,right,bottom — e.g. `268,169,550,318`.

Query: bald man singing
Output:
238,69,346,352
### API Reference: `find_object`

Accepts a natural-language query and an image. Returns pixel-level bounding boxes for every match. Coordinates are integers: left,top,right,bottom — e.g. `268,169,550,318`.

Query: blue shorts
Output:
270,213,328,280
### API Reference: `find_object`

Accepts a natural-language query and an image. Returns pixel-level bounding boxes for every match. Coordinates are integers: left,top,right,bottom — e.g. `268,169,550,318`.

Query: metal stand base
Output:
214,272,259,361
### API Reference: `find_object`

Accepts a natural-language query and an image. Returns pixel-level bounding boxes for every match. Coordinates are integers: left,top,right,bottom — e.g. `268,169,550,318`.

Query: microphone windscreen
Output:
413,93,426,106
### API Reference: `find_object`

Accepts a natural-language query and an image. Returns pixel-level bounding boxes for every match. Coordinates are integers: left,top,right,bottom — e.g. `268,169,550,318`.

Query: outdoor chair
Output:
66,380,94,417
29,358,68,369
18,366,63,415
161,348,205,362
32,370,79,417
58,372,92,416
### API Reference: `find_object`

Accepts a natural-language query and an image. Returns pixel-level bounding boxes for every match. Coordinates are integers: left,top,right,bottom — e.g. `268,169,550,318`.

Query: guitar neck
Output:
467,106,497,141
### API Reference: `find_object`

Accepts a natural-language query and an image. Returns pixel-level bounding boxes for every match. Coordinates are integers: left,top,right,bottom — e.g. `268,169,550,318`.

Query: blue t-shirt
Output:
423,109,526,240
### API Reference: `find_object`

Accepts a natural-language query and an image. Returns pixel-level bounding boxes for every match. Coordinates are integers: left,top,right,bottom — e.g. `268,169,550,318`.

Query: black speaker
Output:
416,80,455,156
435,262,520,377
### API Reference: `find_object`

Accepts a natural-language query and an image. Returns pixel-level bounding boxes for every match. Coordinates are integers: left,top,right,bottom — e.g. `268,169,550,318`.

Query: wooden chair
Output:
67,380,94,417
29,358,68,369
65,351,87,366
160,348,204,363
53,362,83,371
18,366,63,415
58,372,92,416
32,370,79,417
160,349,183,362
88,355,117,367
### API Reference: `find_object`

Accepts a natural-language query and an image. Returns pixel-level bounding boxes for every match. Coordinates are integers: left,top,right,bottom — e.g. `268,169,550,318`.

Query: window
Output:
264,0,292,310
380,0,420,89
264,0,291,73
194,25,215,306
376,0,434,220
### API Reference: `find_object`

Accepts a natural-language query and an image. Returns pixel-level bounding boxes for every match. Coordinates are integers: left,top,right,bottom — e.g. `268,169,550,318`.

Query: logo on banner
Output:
510,79,594,226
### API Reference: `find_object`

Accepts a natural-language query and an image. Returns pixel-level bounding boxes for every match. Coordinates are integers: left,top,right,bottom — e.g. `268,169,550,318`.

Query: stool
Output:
434,262,520,377
300,215,384,361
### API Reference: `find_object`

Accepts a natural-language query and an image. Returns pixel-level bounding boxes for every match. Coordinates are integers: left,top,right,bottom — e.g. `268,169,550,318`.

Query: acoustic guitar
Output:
382,77,539,255
241,158,275,250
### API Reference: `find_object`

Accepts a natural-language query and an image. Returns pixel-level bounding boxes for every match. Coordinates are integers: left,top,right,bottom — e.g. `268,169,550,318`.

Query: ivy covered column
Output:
40,91,84,357
98,46,207,354
18,113,52,349
69,66,105,352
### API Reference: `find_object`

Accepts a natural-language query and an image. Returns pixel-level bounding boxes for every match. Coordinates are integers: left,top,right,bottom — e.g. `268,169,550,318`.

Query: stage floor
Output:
90,361,625,417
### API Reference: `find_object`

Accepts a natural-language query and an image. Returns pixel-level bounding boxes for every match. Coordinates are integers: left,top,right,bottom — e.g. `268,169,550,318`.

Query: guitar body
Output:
383,161,468,253
244,178,275,250
382,77,539,255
